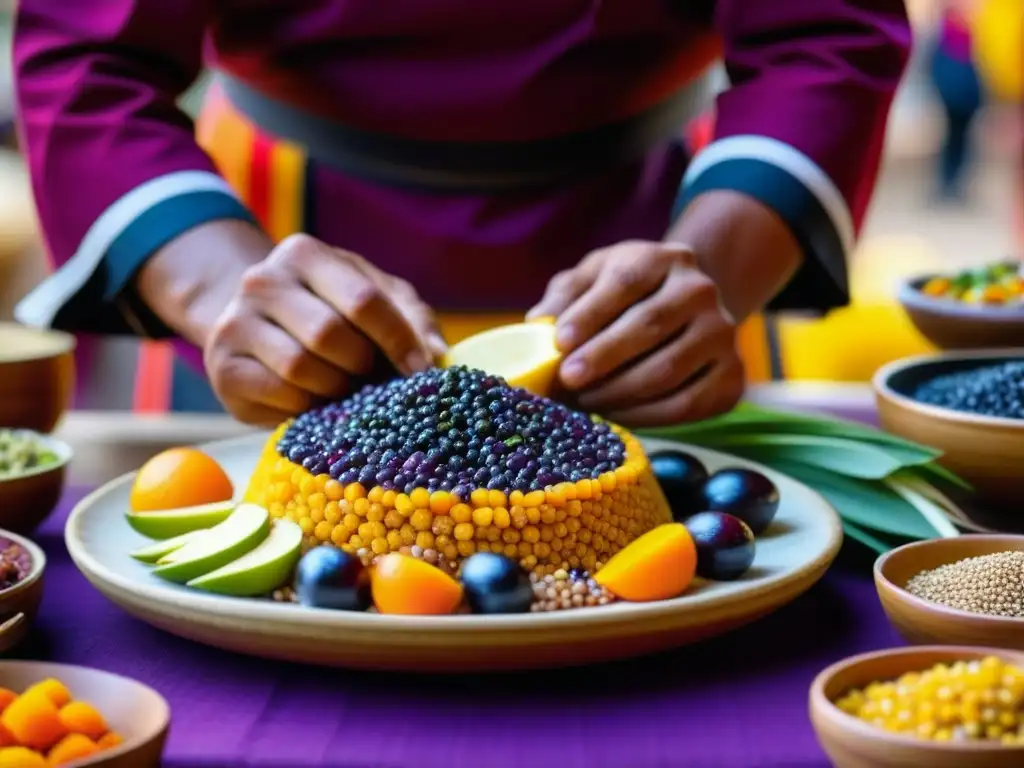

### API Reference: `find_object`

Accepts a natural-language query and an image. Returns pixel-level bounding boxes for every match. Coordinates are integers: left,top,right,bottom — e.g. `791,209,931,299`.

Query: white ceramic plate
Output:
66,434,843,671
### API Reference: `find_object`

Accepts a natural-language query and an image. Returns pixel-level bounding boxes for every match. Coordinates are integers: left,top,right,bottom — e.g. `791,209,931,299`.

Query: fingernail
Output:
405,350,429,373
555,324,577,351
561,357,586,386
428,333,448,354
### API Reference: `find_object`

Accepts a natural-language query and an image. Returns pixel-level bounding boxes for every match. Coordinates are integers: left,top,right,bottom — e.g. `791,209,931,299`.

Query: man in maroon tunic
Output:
12,1,911,426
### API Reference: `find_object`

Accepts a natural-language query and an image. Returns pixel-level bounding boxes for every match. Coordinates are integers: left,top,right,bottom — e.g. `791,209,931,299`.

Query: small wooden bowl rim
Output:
873,535,1024,629
873,350,1024,431
0,526,45,601
810,645,1024,754
897,277,1024,321
0,660,170,766
0,431,74,484
0,323,76,363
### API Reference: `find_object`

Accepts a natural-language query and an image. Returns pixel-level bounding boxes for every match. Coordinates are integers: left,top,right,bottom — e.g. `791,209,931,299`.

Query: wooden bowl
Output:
0,528,45,655
0,661,169,767
810,646,1024,768
873,350,1024,511
874,535,1024,648
0,323,75,433
897,277,1024,350
0,432,72,532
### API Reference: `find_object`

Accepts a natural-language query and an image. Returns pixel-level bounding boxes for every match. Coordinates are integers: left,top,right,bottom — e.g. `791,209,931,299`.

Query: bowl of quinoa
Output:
0,429,73,533
874,534,1024,651
873,351,1024,513
0,527,45,654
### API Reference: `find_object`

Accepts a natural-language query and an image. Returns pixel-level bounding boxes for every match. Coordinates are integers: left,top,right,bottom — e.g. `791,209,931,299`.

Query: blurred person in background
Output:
12,2,909,427
928,0,986,202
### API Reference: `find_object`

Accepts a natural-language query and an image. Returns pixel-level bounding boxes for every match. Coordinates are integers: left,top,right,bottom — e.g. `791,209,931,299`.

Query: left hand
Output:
528,241,745,427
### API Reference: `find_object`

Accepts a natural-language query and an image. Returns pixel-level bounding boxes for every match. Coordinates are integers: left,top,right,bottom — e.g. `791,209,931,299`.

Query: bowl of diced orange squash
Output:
0,663,168,767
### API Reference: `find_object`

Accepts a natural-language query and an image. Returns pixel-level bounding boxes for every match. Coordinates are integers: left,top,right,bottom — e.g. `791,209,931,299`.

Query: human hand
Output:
528,241,745,427
205,234,446,426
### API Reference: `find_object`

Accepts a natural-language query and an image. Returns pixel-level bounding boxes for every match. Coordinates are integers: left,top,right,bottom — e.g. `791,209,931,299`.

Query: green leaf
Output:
902,461,974,492
642,405,941,460
842,520,908,554
884,477,961,539
769,460,941,539
694,434,911,479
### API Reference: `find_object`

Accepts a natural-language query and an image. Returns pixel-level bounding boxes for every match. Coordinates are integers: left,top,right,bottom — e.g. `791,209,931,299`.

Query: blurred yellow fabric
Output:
973,0,1024,102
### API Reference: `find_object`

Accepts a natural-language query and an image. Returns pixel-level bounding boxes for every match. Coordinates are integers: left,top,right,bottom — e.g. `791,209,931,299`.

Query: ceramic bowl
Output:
0,528,45,654
897,276,1024,350
873,350,1024,511
810,645,1024,768
0,661,169,767
0,323,75,433
0,431,73,532
874,535,1024,649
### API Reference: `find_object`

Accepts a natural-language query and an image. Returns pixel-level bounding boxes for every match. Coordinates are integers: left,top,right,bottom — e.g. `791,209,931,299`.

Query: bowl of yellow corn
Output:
898,261,1024,350
810,646,1024,768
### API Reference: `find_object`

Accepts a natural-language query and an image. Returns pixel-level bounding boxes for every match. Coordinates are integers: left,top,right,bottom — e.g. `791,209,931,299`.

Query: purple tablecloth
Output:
14,489,905,768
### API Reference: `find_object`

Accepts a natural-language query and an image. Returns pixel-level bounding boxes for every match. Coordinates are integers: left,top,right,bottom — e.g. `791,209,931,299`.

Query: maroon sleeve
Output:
13,1,255,334
679,0,912,310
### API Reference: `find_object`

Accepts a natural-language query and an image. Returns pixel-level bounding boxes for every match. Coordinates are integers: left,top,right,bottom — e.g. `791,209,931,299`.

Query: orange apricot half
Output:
47,733,100,765
594,523,697,602
372,554,463,615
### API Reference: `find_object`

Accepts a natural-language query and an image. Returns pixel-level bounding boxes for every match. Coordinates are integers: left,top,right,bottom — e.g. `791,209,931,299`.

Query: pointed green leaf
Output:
695,434,911,479
901,461,974,492
769,460,941,539
643,404,941,459
884,477,961,539
842,520,908,554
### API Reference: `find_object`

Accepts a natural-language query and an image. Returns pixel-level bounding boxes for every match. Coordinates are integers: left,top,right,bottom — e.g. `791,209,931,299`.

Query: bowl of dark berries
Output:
0,429,73,532
898,261,1024,350
873,351,1024,513
0,528,45,654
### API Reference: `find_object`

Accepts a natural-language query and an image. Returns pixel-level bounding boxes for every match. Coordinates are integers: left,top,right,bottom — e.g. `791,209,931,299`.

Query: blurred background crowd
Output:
0,0,1020,413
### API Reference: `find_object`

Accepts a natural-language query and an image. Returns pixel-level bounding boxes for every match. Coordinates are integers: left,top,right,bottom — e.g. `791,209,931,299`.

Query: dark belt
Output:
218,72,711,193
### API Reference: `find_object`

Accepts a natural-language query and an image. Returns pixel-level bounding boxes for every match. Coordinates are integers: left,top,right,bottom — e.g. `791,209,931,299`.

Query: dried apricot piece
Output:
0,692,68,752
594,523,697,602
0,691,16,714
22,680,71,709
372,553,463,615
57,702,108,741
0,725,14,748
47,734,99,765
96,731,123,751
0,746,47,767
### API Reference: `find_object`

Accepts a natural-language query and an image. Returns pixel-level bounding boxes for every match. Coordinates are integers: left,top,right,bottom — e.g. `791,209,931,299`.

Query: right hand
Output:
204,234,446,426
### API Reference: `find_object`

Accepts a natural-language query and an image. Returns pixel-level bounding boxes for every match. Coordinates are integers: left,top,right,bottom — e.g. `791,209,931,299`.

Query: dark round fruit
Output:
276,366,627,496
698,468,779,535
684,511,756,581
459,552,534,614
649,450,709,519
294,546,371,611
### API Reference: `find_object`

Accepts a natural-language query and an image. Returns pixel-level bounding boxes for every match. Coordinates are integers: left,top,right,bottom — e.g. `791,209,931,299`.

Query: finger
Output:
257,284,377,376
602,357,746,428
299,253,433,375
224,400,297,428
211,353,315,416
555,252,670,358
243,318,350,398
576,311,731,411
525,258,604,329
388,279,448,360
559,268,711,390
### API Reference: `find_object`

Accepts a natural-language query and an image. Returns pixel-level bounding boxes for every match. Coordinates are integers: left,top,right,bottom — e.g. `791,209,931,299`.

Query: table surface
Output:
22,395,905,768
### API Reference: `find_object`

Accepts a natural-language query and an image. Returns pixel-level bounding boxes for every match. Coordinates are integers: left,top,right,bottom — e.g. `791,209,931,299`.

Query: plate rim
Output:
65,434,844,634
